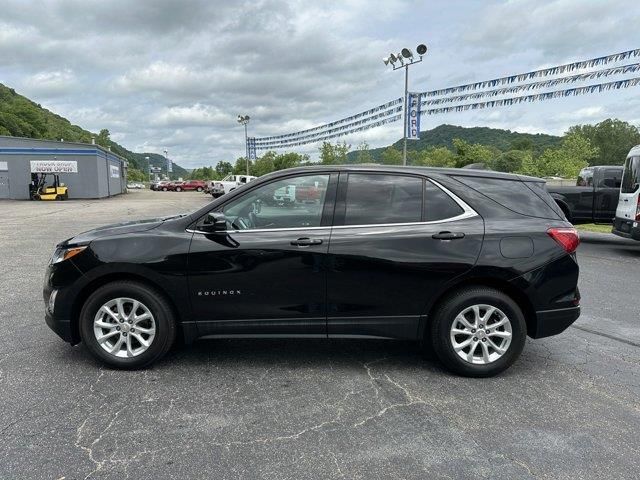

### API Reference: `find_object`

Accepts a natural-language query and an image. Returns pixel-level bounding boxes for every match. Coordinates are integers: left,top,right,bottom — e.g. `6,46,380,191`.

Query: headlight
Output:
50,246,87,264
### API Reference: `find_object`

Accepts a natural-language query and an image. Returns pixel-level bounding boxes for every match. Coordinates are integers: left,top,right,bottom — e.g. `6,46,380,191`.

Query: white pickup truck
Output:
210,174,257,198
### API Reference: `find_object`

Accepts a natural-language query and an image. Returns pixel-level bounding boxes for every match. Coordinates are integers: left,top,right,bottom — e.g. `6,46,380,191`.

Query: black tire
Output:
176,187,182,192
196,187,203,192
430,287,526,377
79,281,177,369
162,187,168,191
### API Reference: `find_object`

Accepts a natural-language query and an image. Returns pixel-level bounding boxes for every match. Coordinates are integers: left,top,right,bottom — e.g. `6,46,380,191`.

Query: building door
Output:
0,173,9,199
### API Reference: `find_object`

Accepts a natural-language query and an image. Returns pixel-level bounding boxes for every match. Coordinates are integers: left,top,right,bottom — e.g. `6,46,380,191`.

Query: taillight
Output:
636,196,640,221
547,227,580,254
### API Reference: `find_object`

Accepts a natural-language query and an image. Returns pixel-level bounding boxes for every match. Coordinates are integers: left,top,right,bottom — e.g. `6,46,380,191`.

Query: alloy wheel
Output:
93,297,156,358
449,304,512,365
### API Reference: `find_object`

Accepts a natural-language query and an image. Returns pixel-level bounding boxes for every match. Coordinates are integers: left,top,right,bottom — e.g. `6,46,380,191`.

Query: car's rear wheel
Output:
430,287,526,377
79,281,176,369
162,187,168,191
196,187,203,192
176,187,182,192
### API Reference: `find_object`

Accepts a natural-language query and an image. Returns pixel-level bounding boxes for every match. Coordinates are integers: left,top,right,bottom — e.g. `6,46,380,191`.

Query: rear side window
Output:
453,175,561,219
424,180,463,221
344,174,422,225
597,169,622,188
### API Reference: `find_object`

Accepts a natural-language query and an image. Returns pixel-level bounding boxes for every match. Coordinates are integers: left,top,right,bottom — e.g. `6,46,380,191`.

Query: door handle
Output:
291,237,323,246
432,231,465,240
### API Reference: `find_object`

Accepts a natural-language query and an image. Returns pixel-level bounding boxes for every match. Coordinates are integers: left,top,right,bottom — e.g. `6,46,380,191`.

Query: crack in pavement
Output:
570,325,640,348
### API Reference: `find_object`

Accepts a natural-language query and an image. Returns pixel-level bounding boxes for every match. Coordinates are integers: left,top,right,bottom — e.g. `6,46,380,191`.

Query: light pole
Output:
145,156,150,182
383,44,427,165
163,149,168,179
237,115,250,176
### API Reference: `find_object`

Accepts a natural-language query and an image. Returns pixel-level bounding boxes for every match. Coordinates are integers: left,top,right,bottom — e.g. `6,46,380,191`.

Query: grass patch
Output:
576,223,613,234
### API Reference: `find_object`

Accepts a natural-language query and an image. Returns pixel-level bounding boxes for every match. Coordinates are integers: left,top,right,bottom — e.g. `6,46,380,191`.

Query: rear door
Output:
594,168,622,222
326,173,484,340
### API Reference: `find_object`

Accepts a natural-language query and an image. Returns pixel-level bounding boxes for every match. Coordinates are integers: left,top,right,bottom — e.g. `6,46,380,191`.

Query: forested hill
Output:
347,124,562,162
0,83,188,178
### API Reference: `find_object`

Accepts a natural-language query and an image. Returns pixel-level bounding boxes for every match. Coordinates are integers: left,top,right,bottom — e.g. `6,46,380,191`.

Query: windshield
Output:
621,156,640,193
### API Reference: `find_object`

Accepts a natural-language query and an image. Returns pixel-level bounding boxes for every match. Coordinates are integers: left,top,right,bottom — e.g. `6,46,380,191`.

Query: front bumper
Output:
531,306,581,338
612,217,640,240
43,259,84,344
45,308,74,343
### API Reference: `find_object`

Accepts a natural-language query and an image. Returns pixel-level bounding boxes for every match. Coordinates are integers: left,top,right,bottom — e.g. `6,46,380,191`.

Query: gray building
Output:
0,136,128,200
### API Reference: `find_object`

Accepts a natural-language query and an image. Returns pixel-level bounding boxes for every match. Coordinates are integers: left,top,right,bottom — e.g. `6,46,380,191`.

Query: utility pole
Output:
237,115,251,176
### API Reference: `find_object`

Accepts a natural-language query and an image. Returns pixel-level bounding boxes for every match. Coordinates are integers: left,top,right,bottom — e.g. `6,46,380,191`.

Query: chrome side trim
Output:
187,176,479,235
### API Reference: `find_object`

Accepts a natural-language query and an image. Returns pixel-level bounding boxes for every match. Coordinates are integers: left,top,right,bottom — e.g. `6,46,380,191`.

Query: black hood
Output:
60,215,185,246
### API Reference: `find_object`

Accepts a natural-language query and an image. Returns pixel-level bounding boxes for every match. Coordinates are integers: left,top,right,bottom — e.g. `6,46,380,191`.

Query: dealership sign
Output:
30,160,78,173
406,93,421,140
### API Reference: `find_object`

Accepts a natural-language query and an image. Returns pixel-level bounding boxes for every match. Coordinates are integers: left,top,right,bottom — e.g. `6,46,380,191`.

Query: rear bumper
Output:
612,217,640,240
530,306,581,338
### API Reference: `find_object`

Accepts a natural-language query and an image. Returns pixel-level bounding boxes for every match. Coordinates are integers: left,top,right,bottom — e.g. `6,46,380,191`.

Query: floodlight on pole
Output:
382,43,428,166
237,114,251,175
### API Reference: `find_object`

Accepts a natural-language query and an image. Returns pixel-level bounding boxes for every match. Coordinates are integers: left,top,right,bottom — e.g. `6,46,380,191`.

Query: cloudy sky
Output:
1,0,639,168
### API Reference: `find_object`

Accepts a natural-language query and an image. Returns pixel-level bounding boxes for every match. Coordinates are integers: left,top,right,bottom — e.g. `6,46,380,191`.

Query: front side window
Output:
344,174,423,225
222,174,329,230
576,168,594,187
621,156,640,193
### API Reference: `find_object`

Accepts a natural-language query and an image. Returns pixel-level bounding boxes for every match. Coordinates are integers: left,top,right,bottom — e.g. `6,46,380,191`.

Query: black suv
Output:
44,166,580,377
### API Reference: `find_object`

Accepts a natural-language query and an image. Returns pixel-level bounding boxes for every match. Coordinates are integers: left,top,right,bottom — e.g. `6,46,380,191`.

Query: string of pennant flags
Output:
420,62,640,107
255,97,403,143
249,48,640,153
421,48,640,97
255,106,403,149
419,76,640,117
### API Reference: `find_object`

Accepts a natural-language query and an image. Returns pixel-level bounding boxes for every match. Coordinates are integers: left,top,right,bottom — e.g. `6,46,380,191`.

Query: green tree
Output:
319,141,350,165
233,157,253,175
419,147,457,168
492,150,531,173
96,128,111,147
379,147,402,165
355,142,372,164
568,119,640,166
452,138,499,167
215,161,233,177
127,168,146,182
531,133,598,178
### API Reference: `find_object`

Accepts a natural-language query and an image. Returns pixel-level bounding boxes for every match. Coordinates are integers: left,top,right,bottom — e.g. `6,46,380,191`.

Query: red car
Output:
180,180,206,192
163,181,184,191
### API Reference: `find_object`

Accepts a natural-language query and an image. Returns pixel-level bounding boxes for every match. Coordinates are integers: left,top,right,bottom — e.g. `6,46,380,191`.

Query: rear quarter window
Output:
453,175,562,220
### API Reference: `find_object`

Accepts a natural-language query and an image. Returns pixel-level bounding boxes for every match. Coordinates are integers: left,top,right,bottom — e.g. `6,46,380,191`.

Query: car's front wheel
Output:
430,287,526,377
79,281,176,368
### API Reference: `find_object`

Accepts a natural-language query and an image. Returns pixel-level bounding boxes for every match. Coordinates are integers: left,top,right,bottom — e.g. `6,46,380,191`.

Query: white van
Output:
612,145,640,240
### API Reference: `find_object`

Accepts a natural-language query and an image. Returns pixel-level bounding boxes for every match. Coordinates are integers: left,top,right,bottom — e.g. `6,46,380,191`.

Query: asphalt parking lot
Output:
1,190,639,479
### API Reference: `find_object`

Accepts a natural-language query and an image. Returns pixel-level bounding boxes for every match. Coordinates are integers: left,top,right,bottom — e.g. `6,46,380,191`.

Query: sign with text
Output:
30,160,78,174
110,165,120,178
406,93,421,140
247,137,257,160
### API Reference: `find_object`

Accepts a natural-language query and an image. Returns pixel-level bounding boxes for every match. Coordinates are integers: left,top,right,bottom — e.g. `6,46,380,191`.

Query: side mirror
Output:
200,212,227,233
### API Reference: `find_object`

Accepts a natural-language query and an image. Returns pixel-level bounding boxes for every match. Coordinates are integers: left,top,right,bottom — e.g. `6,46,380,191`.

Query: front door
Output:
188,173,336,337
326,173,483,340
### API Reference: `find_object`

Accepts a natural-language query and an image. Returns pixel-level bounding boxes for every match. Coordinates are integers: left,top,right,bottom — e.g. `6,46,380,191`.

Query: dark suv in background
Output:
44,166,580,377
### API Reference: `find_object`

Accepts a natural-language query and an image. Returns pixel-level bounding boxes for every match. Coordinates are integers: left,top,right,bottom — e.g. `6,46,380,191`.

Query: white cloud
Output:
1,0,639,169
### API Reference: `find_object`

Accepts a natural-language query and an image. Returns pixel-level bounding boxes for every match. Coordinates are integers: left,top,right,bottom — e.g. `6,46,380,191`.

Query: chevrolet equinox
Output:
44,166,581,377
